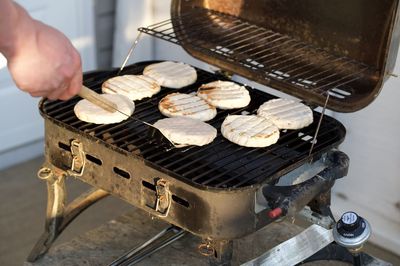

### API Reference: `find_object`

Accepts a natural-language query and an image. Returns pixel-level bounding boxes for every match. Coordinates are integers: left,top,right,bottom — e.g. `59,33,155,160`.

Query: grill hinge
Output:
68,140,86,177
215,69,233,79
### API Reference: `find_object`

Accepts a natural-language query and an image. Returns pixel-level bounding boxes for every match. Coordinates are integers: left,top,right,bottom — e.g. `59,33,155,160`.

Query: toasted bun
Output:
197,80,250,109
257,98,313,130
159,93,217,121
153,117,217,147
221,115,279,147
102,75,160,101
143,61,197,89
74,94,134,124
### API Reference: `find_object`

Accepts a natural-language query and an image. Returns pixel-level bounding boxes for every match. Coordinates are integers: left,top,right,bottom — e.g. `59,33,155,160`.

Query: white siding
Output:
0,0,96,169
94,0,116,69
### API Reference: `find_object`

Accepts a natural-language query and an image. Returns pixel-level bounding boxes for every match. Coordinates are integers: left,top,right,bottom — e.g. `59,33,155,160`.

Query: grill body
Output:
30,1,400,263
40,61,346,240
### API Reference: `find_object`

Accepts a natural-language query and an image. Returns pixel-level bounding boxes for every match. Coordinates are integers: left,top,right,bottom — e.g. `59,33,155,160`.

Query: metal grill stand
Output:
27,164,109,262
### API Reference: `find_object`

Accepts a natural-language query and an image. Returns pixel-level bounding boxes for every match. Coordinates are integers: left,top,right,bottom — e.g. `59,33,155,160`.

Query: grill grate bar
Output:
231,132,338,188
231,126,339,188
142,12,250,46
238,41,301,69
209,122,338,187
190,120,326,184
285,58,354,83
220,30,276,51
230,36,297,68
178,126,302,179
241,37,297,60
291,58,353,83
314,66,370,91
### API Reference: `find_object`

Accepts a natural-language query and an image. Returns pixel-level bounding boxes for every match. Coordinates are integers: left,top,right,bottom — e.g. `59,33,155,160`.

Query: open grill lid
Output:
156,0,400,112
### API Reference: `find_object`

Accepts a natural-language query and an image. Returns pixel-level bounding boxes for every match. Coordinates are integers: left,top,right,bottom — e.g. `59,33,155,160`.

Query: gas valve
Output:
333,211,371,265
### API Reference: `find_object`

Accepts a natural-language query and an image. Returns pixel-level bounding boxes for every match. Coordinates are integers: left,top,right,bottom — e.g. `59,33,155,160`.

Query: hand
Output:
3,5,82,100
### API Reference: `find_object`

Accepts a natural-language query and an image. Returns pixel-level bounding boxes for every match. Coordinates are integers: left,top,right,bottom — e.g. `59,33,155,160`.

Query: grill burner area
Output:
41,61,345,189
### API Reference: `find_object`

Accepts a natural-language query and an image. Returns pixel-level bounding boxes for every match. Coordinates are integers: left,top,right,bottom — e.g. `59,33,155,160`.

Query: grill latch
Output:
154,179,171,217
68,140,86,177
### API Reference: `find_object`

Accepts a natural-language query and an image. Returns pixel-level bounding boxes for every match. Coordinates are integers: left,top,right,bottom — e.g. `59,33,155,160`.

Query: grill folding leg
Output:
109,226,186,266
207,240,234,266
27,163,109,262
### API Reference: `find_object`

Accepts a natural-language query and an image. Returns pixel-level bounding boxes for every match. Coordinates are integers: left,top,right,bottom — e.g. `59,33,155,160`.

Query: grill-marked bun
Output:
221,115,279,147
143,61,197,89
159,93,217,121
102,75,160,101
257,98,313,130
197,80,251,109
153,117,217,147
74,94,134,124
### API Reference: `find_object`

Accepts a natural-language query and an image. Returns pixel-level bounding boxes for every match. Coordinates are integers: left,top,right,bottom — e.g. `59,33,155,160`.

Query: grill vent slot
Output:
172,195,190,208
113,167,131,179
86,154,102,166
142,180,156,191
58,142,70,151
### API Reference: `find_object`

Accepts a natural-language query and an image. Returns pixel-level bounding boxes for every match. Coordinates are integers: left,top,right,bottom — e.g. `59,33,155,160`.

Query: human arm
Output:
0,0,82,100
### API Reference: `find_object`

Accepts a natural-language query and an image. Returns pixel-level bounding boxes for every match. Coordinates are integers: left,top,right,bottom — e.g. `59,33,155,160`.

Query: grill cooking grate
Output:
41,62,345,189
139,7,373,104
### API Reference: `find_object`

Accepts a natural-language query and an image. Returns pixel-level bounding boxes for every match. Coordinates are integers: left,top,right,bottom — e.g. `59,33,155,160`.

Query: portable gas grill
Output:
28,1,400,265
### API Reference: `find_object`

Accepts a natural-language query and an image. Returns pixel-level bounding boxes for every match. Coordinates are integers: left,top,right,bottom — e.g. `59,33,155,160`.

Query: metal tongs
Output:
78,85,177,149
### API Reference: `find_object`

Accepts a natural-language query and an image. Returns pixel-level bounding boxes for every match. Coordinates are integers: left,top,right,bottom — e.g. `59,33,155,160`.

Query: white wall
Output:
331,59,400,254
0,0,96,169
114,0,400,255
112,0,154,67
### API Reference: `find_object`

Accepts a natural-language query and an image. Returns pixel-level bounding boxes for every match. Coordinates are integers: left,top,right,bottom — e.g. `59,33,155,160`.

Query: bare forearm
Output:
0,0,33,57
0,0,82,100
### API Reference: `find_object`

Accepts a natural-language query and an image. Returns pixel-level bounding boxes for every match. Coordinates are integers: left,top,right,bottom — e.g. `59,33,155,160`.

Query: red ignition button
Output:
268,207,283,219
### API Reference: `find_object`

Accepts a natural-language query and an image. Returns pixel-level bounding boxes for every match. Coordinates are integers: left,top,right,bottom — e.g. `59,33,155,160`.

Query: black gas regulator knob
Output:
333,211,371,251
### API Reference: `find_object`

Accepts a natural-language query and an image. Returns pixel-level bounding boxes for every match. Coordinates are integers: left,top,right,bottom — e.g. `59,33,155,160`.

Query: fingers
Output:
5,19,83,101
47,49,82,101
58,69,82,100
58,51,82,101
46,81,68,100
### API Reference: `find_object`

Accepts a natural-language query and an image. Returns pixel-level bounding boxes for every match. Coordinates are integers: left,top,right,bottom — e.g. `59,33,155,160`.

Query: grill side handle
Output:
261,150,349,219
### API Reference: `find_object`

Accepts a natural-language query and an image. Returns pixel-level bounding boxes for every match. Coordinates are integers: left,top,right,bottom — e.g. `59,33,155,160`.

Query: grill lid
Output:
159,0,400,112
